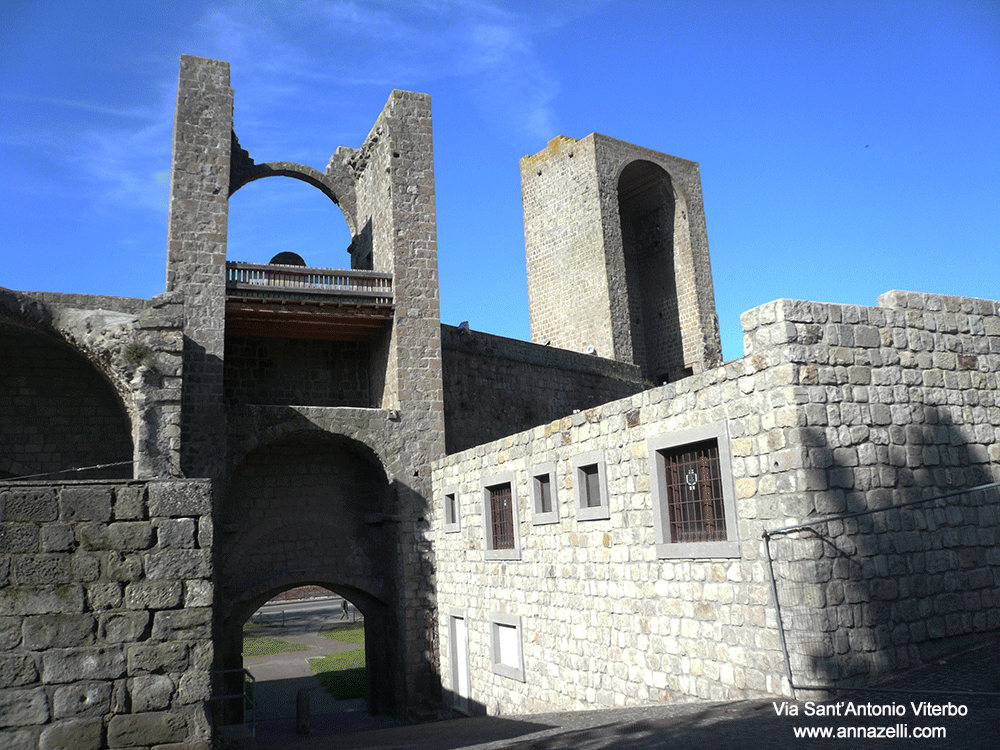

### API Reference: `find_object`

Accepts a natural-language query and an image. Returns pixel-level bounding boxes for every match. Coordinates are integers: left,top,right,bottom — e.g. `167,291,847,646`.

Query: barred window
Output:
649,423,739,558
489,483,514,550
661,440,726,542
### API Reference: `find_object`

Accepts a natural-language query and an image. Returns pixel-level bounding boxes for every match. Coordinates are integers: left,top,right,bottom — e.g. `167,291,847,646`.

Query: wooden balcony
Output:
225,261,393,341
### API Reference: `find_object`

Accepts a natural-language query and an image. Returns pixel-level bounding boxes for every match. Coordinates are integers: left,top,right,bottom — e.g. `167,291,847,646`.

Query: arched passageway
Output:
215,431,401,718
0,322,132,479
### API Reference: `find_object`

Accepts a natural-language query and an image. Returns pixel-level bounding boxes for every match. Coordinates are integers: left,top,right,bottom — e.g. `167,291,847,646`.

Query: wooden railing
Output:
225,261,392,304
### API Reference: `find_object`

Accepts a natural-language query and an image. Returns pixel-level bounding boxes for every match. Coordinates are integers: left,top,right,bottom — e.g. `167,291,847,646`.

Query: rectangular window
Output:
489,612,525,682
443,486,460,533
489,483,514,550
573,451,609,521
662,440,726,542
582,464,601,508
530,462,559,525
649,422,739,558
537,475,552,513
483,472,520,560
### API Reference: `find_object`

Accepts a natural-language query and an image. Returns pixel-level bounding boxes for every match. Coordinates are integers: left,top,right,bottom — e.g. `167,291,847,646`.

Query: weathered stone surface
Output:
155,518,196,548
113,486,146,521
98,611,150,643
1,488,58,522
22,614,96,649
41,647,126,683
39,718,102,750
52,681,112,719
129,673,174,712
0,687,49,727
59,487,112,523
108,522,155,551
147,482,210,518
0,584,84,616
126,642,189,674
0,654,38,688
126,580,183,610
107,710,187,747
0,728,39,750
143,549,210,580
152,608,212,641
0,616,23,650
0,523,39,553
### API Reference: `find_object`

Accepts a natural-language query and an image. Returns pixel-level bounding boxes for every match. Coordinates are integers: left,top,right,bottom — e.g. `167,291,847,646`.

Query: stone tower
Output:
521,134,722,383
165,56,445,719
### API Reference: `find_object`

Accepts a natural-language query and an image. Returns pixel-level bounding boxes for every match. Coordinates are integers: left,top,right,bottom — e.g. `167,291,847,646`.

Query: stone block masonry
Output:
432,290,1000,715
0,479,213,750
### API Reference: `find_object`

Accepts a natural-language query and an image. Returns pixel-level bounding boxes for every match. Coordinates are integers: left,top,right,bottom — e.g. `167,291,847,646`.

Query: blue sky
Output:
2,0,998,361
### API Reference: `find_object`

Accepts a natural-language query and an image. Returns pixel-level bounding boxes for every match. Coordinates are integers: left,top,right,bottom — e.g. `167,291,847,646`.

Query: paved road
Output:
226,613,1000,750
267,635,998,750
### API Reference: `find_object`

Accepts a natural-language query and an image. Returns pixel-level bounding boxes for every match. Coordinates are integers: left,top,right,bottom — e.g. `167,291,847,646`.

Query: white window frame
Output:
448,607,471,714
489,612,525,682
529,461,559,525
443,485,460,533
648,421,740,558
572,451,610,521
482,471,521,560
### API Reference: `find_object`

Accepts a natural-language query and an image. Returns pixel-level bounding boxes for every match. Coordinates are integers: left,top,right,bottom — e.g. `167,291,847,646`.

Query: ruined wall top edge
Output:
441,323,647,383
520,132,700,173
741,291,1000,331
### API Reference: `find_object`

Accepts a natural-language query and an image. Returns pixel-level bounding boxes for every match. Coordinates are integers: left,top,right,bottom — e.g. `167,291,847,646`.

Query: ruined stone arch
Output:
228,160,358,237
0,304,134,479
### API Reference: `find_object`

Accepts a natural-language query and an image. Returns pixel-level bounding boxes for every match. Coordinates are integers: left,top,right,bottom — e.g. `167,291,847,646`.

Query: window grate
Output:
662,439,726,542
489,483,515,549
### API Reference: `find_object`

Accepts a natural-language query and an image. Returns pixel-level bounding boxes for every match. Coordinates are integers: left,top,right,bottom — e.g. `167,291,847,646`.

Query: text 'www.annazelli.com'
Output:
792,725,946,739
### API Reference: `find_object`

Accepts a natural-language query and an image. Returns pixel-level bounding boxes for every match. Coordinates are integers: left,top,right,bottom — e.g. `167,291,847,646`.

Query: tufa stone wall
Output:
0,479,213,750
0,289,185,480
224,335,372,408
441,323,650,454
521,134,721,381
432,290,1000,714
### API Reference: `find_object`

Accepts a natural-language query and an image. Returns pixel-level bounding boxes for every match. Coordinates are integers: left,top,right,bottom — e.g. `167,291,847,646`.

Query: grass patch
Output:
319,623,365,644
242,627,310,658
309,649,366,700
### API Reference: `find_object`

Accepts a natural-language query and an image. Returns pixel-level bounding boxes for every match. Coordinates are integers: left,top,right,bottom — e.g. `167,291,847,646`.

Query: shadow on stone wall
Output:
767,405,1000,693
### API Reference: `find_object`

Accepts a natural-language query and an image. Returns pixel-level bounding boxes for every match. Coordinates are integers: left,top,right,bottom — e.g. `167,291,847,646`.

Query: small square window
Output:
483,472,520,560
530,462,559,525
489,612,525,682
649,422,739,558
572,451,609,521
442,485,460,533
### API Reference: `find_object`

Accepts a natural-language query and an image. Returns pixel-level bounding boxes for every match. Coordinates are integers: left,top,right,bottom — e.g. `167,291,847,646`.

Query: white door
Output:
450,615,470,714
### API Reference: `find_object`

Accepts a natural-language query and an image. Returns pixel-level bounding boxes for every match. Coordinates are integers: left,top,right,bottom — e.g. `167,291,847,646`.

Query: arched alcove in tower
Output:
617,160,689,383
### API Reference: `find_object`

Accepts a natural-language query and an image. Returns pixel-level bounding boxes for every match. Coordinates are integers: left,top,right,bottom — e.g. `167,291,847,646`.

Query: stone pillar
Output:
164,55,232,480
351,90,446,711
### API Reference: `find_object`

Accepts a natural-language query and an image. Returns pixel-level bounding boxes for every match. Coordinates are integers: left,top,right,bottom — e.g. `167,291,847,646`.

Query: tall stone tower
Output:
521,134,722,383
165,56,445,719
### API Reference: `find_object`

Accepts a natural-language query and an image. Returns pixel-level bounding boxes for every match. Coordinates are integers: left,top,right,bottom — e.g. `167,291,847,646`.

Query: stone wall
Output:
520,134,721,379
441,323,650,454
0,289,185,480
432,290,1000,715
224,335,372,408
0,478,213,750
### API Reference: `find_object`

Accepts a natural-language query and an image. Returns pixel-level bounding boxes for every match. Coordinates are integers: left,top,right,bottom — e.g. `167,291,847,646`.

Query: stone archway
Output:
215,430,402,719
0,319,133,479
